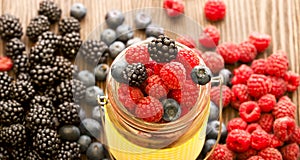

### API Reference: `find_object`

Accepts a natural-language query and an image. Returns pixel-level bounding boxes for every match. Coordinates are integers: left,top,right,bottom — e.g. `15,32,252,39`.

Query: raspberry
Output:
160,62,186,89
231,84,251,109
251,59,266,74
204,0,226,21
257,94,276,113
207,144,234,160
247,74,272,98
258,148,282,160
227,118,247,133
201,51,224,75
193,48,203,57
0,56,13,71
272,96,296,119
266,53,289,77
280,143,300,160
269,134,284,148
251,129,270,150
163,0,185,17
210,85,233,108
118,84,144,113
216,42,240,64
135,96,163,122
145,75,169,99
175,49,200,75
232,64,254,85
247,156,264,160
239,101,261,123
273,116,296,141
284,71,300,92
146,68,154,77
248,32,271,53
226,129,251,152
238,41,257,63
180,105,189,117
199,25,220,48
145,61,164,75
258,113,274,133
269,76,287,98
246,123,262,133
236,148,257,160
125,45,150,64
176,35,196,48
289,127,300,145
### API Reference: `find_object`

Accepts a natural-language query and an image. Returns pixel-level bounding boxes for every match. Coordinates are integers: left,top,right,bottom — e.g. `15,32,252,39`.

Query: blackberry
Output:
38,0,61,23
0,147,10,160
80,40,109,64
29,40,55,66
5,38,25,59
10,146,28,160
0,100,24,125
26,149,42,160
55,141,81,160
13,54,30,75
30,65,56,87
0,124,27,146
11,80,35,104
30,95,54,109
71,64,79,78
123,62,147,87
0,72,12,99
61,32,82,59
52,56,73,81
59,17,80,35
0,14,23,40
38,31,62,50
26,15,50,42
148,35,178,62
16,73,31,81
56,102,80,125
33,128,60,157
55,79,86,103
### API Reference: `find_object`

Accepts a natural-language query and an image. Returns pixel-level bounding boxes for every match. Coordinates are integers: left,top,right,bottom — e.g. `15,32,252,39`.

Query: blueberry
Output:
79,107,86,120
86,142,105,160
116,24,134,42
111,59,128,83
162,99,181,122
79,118,102,139
94,64,109,81
126,37,142,47
145,24,164,37
135,12,152,29
78,70,95,87
77,135,92,153
105,10,125,29
70,3,87,21
85,86,104,105
109,41,125,58
59,125,81,141
208,101,219,122
201,139,216,156
92,106,103,122
219,68,233,86
206,120,227,140
191,65,212,85
101,29,117,45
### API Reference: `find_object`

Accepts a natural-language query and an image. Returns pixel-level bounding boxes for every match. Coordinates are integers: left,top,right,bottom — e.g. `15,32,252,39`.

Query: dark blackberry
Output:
5,38,25,59
0,72,12,99
0,124,27,146
56,102,80,125
26,149,42,160
38,0,61,23
71,64,79,78
10,146,28,160
0,14,23,40
59,17,80,35
61,32,82,59
30,95,54,109
11,80,35,104
16,73,31,81
38,31,62,50
54,79,86,103
33,128,60,157
52,56,73,81
148,35,178,62
30,65,56,87
29,40,55,66
13,54,30,75
123,62,147,87
0,100,24,125
55,141,81,160
26,15,50,42
80,40,109,64
0,146,10,160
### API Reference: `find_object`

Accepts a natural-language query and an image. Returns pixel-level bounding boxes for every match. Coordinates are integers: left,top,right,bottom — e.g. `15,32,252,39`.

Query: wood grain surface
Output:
0,0,299,125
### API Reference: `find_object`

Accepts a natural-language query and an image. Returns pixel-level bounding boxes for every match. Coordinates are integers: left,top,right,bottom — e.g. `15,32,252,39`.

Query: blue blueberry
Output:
162,99,181,122
111,59,128,83
126,37,142,47
94,64,109,81
92,106,103,122
86,142,105,160
79,118,102,139
77,135,92,153
191,65,212,85
101,29,117,45
79,107,86,120
206,120,227,140
116,24,134,42
135,12,152,29
85,86,104,105
201,139,216,157
145,24,164,37
109,41,125,58
105,10,125,29
78,70,95,87
208,101,219,122
70,3,87,21
59,125,81,141
219,68,233,86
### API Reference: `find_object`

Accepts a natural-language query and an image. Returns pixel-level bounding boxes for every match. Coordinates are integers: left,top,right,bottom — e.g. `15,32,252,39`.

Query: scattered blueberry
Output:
111,59,128,83
219,68,233,86
78,70,95,87
101,28,117,45
206,120,227,140
116,24,134,42
201,139,216,156
86,142,105,160
109,41,125,58
105,10,125,29
145,24,164,37
191,65,212,85
79,107,86,120
94,64,110,81
78,135,92,153
162,98,181,122
208,101,219,122
85,86,104,105
70,3,87,20
58,125,81,141
135,11,152,29
79,118,102,139
126,37,142,47
92,106,103,122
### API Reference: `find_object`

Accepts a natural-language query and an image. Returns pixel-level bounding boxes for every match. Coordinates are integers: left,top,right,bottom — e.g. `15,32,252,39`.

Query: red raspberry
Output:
163,0,185,17
258,113,274,133
257,94,276,113
246,123,262,134
145,61,164,75
207,144,235,160
266,53,289,77
216,42,240,64
175,49,200,75
231,84,251,110
0,56,13,71
210,85,233,108
236,148,257,160
146,68,154,77
227,118,247,133
204,0,226,21
118,84,144,113
251,129,270,150
273,116,296,142
272,96,296,119
247,156,264,160
226,129,251,152
239,101,261,123
160,62,186,89
269,76,287,98
289,127,300,145
199,25,220,48
202,51,224,75
258,148,282,160
232,65,253,85
269,134,284,148
280,143,300,160
125,45,150,64
135,96,163,122
193,48,203,57
247,74,272,98
248,32,271,53
176,35,196,48
251,59,266,74
145,75,169,99
238,41,257,63
180,105,189,117
284,71,300,92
